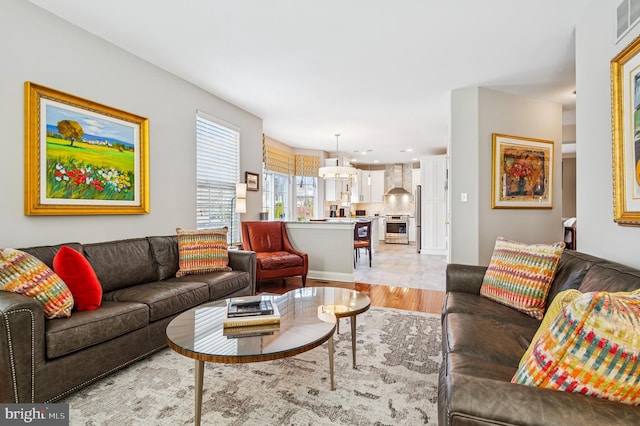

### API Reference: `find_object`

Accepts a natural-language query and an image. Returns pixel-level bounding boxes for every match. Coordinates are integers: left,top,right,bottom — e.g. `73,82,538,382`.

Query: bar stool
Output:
353,221,372,267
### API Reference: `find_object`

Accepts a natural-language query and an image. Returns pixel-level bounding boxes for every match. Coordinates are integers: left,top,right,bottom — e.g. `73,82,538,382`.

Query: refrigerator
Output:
415,184,422,253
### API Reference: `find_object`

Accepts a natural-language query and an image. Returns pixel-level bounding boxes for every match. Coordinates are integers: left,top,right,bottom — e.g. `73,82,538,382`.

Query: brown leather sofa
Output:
241,221,308,289
439,250,640,425
0,235,256,403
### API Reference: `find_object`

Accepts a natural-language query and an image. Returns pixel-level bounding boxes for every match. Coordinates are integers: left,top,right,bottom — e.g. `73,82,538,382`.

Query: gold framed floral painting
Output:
611,34,640,225
24,82,149,215
491,133,554,209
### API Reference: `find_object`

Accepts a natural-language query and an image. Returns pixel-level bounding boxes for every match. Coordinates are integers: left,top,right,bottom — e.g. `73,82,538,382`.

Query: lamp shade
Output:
236,183,247,198
235,198,247,213
318,165,357,180
319,133,357,180
235,182,247,213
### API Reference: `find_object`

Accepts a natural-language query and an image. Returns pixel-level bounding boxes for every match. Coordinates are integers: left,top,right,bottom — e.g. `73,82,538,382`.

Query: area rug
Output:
61,307,442,425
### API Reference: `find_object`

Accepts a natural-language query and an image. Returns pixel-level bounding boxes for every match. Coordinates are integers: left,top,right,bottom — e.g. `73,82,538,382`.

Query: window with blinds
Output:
196,111,240,242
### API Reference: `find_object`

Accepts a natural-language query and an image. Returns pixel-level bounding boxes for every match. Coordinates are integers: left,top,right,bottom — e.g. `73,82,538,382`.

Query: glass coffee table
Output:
166,286,370,426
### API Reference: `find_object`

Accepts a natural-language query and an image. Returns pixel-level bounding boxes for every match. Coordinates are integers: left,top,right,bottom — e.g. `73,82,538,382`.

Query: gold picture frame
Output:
24,82,149,215
491,133,554,209
611,34,640,225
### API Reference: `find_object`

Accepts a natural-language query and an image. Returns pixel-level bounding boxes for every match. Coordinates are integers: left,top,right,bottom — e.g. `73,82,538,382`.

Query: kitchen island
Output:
285,219,370,282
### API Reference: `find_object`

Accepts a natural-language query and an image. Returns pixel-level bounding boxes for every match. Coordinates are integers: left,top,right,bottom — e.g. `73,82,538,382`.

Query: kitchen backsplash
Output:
350,201,414,217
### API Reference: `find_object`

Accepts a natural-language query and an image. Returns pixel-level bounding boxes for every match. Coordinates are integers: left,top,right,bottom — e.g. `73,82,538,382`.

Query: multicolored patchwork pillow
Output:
512,290,640,405
175,228,232,278
480,237,565,319
518,289,582,368
0,248,74,319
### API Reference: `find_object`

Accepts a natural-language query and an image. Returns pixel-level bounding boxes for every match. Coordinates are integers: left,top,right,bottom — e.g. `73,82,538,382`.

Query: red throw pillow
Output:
53,246,102,311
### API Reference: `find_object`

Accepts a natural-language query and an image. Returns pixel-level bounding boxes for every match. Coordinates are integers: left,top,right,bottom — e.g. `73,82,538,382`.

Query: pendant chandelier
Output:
318,133,357,180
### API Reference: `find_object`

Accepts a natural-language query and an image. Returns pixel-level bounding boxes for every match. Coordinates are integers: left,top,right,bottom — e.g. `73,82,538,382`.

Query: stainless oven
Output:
385,215,409,244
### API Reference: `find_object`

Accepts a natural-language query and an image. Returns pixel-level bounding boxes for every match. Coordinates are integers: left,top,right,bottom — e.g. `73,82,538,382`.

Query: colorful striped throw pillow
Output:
175,228,232,278
512,290,640,405
518,289,582,368
480,237,565,319
0,248,74,319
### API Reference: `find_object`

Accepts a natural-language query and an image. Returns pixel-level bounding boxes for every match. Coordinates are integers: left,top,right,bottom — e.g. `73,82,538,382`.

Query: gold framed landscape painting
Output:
612,34,640,225
491,133,554,209
24,82,149,215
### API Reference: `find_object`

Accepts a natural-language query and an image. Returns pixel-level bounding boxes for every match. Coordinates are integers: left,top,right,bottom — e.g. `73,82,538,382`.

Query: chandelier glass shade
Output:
318,133,357,180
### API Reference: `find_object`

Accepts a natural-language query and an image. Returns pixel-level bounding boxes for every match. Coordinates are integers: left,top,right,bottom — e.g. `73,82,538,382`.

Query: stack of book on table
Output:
223,297,280,338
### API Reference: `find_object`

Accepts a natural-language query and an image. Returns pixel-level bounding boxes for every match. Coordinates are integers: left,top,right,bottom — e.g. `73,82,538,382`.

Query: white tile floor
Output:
354,242,447,292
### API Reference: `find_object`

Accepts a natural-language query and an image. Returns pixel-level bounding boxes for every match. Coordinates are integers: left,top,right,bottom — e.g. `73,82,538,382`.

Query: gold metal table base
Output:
336,316,361,369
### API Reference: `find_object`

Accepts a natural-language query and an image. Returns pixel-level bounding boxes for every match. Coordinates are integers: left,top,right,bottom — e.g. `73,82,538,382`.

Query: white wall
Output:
575,0,640,268
450,87,563,265
562,157,576,218
0,0,263,247
449,88,480,264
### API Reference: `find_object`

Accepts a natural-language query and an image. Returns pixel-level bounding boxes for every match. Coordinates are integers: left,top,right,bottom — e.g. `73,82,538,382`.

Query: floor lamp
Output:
231,183,247,244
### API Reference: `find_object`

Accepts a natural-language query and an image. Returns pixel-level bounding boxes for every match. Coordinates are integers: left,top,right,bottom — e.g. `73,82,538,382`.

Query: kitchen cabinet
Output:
370,171,385,202
356,170,370,202
357,170,385,202
286,221,355,282
325,179,351,202
378,216,385,241
350,170,361,203
324,157,354,202
419,155,448,255
325,179,337,201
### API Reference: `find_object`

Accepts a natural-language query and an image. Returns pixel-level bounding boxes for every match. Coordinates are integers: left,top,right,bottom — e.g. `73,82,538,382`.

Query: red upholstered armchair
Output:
241,221,308,289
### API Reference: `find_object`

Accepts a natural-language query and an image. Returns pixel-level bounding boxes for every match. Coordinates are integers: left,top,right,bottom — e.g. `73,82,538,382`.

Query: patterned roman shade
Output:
295,155,320,177
263,135,320,177
263,135,293,174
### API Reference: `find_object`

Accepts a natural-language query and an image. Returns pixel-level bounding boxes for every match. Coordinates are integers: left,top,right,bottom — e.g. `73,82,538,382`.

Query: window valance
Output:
263,135,320,177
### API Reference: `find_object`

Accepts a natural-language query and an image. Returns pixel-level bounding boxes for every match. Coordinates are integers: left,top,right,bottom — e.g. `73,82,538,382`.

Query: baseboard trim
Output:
307,270,355,282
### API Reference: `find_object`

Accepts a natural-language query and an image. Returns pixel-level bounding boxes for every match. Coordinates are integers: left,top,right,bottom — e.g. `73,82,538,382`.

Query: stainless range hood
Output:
385,164,412,196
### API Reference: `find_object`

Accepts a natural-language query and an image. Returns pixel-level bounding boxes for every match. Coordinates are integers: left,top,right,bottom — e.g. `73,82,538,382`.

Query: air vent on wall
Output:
617,0,640,41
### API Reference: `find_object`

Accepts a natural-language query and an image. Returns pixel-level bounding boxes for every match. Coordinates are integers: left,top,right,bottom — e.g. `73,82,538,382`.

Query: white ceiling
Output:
28,0,586,165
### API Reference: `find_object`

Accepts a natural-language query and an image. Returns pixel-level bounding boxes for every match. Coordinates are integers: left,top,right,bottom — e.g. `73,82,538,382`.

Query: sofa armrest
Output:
228,250,257,295
0,291,46,403
445,264,487,294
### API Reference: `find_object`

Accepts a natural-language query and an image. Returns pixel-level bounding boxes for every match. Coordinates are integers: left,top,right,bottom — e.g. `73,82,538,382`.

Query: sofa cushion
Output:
147,235,179,280
0,248,74,319
443,291,543,328
480,237,565,320
546,250,599,305
257,251,303,270
83,238,158,293
20,242,83,269
176,228,232,277
512,290,640,406
444,312,538,368
444,352,518,382
103,281,209,321
579,262,640,293
45,301,149,359
518,289,582,368
53,246,102,311
167,270,252,300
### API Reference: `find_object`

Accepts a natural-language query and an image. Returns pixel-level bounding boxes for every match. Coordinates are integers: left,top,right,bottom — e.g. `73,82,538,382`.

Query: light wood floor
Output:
257,277,445,315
